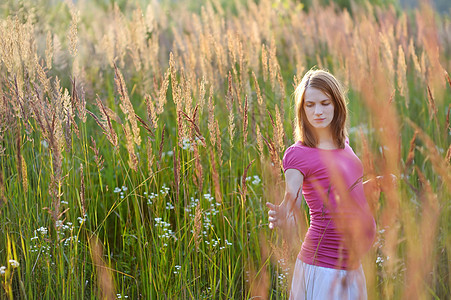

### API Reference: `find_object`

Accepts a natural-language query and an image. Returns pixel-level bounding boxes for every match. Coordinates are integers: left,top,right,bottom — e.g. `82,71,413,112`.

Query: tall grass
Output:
0,0,449,299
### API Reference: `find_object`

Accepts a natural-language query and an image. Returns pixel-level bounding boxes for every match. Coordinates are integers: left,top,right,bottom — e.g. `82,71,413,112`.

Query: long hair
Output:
294,68,348,149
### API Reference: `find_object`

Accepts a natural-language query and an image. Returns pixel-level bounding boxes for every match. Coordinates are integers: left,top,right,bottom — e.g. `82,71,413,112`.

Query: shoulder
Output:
284,142,311,157
282,142,314,176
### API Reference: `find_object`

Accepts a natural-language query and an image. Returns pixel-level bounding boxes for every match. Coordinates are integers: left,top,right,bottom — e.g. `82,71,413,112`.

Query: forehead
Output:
304,87,330,101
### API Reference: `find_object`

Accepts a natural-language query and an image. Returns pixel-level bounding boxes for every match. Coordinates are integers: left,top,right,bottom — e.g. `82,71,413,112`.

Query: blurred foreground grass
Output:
0,0,450,299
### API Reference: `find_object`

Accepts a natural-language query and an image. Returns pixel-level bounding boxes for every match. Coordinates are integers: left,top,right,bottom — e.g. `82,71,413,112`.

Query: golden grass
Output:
0,0,449,298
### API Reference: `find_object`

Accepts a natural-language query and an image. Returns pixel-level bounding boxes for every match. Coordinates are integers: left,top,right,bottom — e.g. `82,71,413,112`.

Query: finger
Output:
269,221,278,230
268,210,277,217
265,202,276,210
268,216,277,223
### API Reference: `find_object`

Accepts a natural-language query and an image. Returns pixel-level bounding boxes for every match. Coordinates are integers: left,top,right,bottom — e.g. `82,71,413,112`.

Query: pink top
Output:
283,139,376,270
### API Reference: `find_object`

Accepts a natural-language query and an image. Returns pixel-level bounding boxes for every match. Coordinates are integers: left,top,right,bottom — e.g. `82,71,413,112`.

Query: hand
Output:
266,202,288,230
266,202,278,230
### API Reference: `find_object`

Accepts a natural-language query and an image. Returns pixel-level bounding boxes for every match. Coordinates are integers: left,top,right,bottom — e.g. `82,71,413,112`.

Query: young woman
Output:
266,69,379,299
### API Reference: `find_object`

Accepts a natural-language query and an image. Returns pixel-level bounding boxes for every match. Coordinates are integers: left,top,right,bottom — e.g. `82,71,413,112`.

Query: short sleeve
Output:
282,145,310,177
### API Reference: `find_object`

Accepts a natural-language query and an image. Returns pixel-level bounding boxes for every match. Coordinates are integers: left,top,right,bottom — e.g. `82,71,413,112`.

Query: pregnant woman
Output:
266,69,379,299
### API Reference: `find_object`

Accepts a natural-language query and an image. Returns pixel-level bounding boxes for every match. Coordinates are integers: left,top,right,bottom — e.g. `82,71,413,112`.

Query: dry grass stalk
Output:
21,157,28,193
123,122,138,171
169,53,181,107
0,171,5,207
87,96,118,151
209,149,222,203
71,77,86,125
193,201,202,251
255,124,264,157
426,85,438,120
240,159,254,202
61,87,73,152
89,236,116,300
446,145,451,165
268,38,279,90
379,31,395,88
358,129,379,215
135,113,155,137
261,135,281,172
261,44,268,82
243,95,248,145
157,67,170,114
90,136,104,171
252,71,263,106
207,91,216,146
247,232,270,299
146,137,154,176
67,6,79,57
214,120,223,166
404,131,418,170
36,59,51,95
144,94,158,133
198,76,207,111
113,63,141,146
157,124,165,170
173,146,180,204
45,31,53,69
79,163,86,217
277,71,286,101
446,103,450,138
445,70,451,89
274,104,284,154
228,110,235,148
193,141,203,194
16,129,22,182
403,167,440,299
407,120,451,190
247,260,269,300
396,45,408,107
180,106,206,147
408,39,423,81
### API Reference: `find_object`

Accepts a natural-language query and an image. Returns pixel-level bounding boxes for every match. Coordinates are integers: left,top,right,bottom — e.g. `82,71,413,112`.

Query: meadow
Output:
0,0,450,299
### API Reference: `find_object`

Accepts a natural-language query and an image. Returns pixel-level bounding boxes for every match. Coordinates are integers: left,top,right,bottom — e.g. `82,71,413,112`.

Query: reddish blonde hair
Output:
294,68,348,149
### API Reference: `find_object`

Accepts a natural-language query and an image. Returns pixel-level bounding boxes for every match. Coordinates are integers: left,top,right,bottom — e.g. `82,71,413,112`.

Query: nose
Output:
314,105,323,116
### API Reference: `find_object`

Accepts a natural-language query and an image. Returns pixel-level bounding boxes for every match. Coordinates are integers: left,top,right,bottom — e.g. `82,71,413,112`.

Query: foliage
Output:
0,0,449,299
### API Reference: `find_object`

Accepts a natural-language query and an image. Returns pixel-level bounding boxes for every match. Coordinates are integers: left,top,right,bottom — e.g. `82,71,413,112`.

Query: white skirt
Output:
289,259,367,300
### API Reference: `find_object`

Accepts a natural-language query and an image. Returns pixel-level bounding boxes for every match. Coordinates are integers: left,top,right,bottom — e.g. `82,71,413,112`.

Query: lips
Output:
314,118,325,121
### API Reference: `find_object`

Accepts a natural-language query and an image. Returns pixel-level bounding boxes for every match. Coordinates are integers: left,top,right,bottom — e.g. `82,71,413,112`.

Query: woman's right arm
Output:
266,169,304,232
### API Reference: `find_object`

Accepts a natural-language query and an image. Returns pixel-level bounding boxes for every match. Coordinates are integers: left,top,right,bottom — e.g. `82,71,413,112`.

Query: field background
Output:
0,0,450,299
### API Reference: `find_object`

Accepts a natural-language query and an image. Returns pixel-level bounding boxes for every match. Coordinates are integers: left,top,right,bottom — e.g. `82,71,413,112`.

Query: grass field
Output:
0,0,450,299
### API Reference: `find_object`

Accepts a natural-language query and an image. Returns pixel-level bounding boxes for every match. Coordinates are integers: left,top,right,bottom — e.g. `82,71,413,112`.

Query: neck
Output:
315,128,336,149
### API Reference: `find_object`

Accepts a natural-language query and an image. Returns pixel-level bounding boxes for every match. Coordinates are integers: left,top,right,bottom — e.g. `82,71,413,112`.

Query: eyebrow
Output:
305,99,331,103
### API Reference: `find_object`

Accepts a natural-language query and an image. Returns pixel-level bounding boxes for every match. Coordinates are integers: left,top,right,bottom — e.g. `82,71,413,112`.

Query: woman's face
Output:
303,87,335,131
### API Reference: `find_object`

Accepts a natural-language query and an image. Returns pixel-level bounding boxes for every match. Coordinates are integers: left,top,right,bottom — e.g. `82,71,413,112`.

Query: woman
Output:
266,69,379,299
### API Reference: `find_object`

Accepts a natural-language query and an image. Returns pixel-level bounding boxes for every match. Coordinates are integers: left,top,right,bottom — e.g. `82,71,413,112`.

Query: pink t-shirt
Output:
283,139,376,270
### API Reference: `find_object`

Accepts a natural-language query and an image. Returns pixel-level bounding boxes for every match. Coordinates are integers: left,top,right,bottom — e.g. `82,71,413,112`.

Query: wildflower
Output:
9,260,19,268
174,265,181,274
0,266,6,275
113,187,121,193
78,216,87,224
252,175,261,185
36,227,48,235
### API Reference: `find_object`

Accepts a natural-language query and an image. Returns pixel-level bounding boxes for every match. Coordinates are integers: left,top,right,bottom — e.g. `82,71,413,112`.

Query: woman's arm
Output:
266,169,304,234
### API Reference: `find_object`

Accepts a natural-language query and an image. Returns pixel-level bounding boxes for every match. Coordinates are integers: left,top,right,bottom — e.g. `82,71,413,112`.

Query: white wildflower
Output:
9,260,19,268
